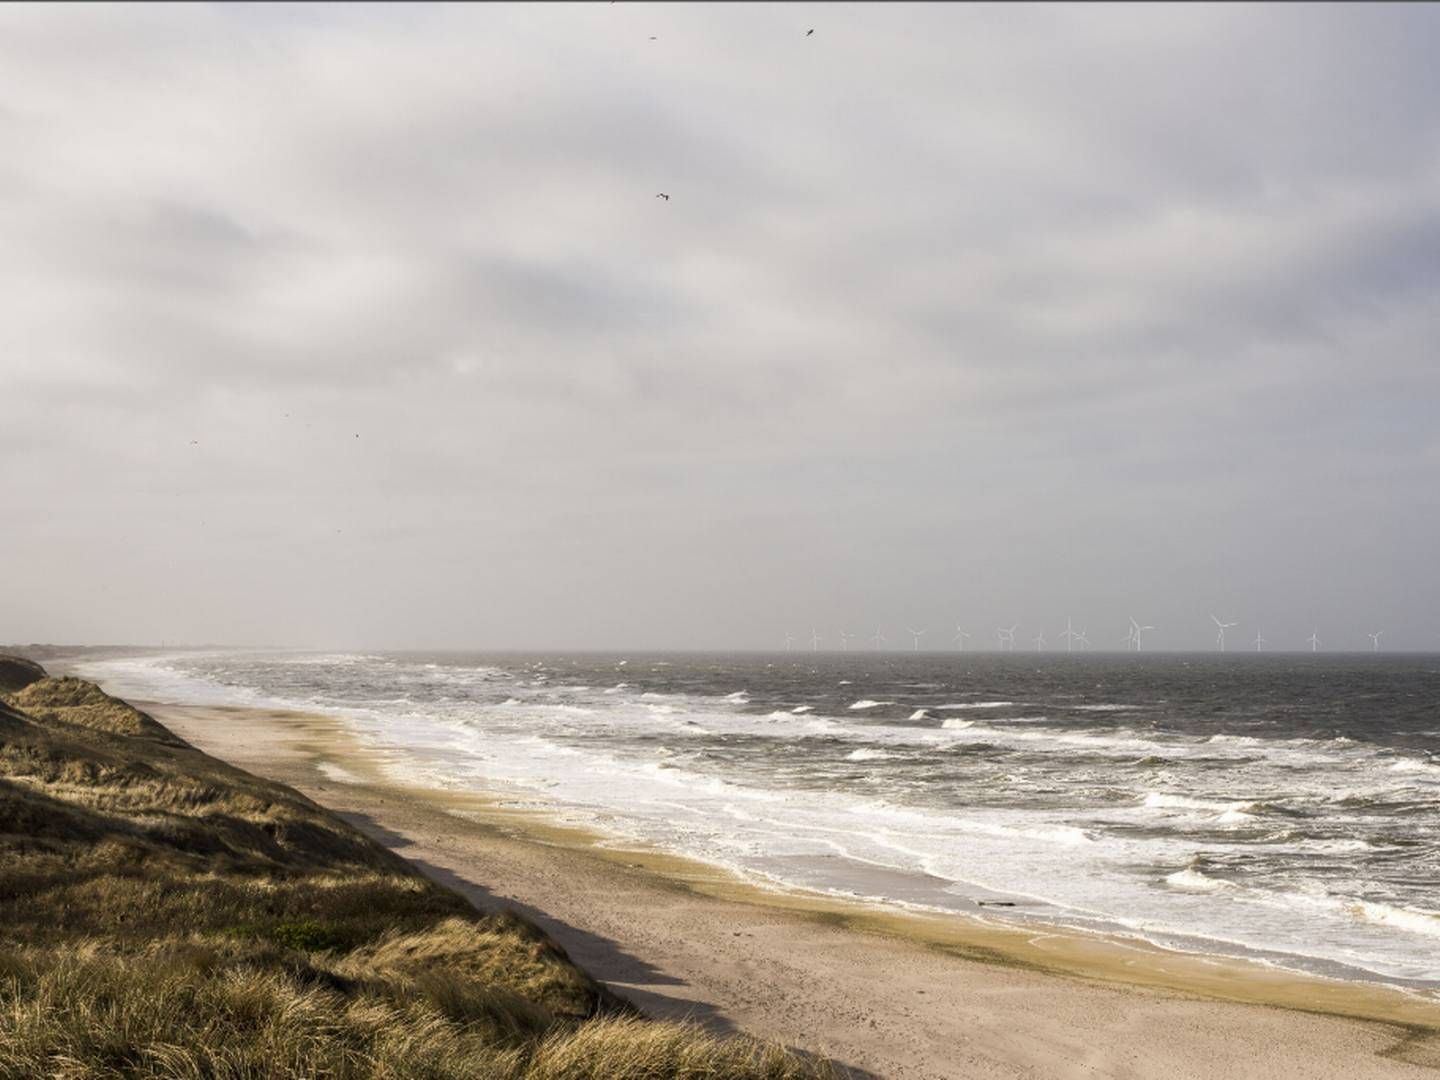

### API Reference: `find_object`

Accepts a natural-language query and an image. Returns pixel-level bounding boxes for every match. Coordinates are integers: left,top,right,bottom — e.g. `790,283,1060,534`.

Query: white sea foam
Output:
1216,806,1260,825
846,748,897,762
940,718,974,730
908,709,931,721
1350,901,1440,940
1205,734,1263,747
937,701,1015,710
1389,757,1440,777
848,700,892,710
1143,792,1223,811
791,705,814,714
1166,868,1233,893
1142,793,1263,824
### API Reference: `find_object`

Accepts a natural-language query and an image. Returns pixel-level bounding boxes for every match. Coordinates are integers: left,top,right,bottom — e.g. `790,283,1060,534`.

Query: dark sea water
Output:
80,650,1440,994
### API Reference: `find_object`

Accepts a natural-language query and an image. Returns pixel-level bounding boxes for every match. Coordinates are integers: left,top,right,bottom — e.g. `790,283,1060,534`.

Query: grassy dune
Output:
0,658,830,1079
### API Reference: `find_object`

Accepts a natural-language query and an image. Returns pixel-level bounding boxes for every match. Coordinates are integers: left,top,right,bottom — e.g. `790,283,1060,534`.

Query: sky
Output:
2,2,1438,652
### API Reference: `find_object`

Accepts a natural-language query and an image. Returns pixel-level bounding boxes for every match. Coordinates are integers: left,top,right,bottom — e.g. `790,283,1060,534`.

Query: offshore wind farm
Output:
782,616,1410,654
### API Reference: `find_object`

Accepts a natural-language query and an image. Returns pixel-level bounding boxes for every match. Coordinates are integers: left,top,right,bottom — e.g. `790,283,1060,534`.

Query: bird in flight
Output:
807,28,815,36
656,192,670,201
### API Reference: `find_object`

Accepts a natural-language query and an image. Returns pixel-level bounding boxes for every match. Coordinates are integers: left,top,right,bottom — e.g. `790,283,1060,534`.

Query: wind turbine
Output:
997,625,1017,652
1306,631,1320,652
871,625,886,649
1129,617,1154,652
1253,630,1265,652
1211,615,1238,652
784,632,795,653
1369,631,1383,653
1058,617,1079,653
810,628,822,652
838,630,853,651
906,626,926,651
1033,631,1046,652
1075,629,1090,651
953,626,972,651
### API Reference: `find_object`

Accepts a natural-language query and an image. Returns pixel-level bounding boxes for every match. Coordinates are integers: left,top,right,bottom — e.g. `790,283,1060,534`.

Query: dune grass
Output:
0,661,832,1079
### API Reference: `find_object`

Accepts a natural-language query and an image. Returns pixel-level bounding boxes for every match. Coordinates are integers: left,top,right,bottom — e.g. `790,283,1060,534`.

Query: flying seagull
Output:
656,192,670,201
807,28,814,36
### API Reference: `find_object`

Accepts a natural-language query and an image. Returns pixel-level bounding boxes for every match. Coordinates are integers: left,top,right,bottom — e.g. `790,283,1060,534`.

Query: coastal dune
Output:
0,658,828,1078
131,689,1440,1080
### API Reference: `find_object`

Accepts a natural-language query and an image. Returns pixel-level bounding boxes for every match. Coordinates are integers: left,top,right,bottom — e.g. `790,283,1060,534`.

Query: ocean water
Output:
76,650,1440,994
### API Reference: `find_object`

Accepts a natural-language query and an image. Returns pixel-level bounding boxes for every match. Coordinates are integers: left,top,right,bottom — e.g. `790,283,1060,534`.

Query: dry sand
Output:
148,700,1440,1080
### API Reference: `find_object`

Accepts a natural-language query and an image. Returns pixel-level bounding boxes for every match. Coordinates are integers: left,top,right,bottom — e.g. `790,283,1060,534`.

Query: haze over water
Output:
83,649,1440,995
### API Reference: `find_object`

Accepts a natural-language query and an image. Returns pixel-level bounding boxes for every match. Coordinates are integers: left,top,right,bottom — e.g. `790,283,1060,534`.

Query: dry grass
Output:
8,676,175,740
0,670,833,1079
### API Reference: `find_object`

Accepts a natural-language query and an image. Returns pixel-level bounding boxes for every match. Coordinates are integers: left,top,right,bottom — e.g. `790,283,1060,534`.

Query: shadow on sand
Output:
336,809,883,1080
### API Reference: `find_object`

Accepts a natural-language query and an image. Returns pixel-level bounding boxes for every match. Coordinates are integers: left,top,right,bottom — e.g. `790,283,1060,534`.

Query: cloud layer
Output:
3,3,1438,650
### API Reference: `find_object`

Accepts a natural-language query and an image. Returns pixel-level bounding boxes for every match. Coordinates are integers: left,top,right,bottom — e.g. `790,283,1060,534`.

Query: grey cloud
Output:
1,3,1437,650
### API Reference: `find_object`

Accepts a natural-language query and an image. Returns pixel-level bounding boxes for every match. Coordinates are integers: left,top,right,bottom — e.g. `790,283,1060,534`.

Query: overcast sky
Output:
3,2,1438,652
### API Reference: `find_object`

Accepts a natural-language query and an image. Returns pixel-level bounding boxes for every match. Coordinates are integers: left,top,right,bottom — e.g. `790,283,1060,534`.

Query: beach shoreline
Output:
136,694,1440,1079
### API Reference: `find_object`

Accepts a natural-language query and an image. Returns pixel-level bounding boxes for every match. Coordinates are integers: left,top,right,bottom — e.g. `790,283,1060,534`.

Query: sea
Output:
74,649,1440,996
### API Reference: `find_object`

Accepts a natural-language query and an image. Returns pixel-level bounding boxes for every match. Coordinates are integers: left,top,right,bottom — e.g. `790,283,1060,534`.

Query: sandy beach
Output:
145,698,1440,1080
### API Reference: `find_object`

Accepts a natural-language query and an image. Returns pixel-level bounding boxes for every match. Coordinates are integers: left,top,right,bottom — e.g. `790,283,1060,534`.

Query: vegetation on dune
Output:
0,660,831,1079
7,676,175,740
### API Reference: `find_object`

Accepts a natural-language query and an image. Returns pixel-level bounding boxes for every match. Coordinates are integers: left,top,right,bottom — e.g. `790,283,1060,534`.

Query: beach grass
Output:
0,661,831,1079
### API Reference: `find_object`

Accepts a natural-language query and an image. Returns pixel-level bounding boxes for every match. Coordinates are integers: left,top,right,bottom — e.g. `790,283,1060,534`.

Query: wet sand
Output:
148,699,1440,1079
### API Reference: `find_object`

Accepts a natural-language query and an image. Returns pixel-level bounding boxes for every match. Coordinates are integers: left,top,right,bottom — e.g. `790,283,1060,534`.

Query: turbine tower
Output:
1059,616,1080,653
871,625,886,649
1306,631,1320,652
996,625,1018,652
906,626,926,651
1075,629,1090,651
838,630,853,651
1033,631,1046,652
1129,617,1154,652
784,632,795,653
953,626,972,651
1253,630,1265,652
1369,631,1383,653
810,628,822,653
1211,615,1238,652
